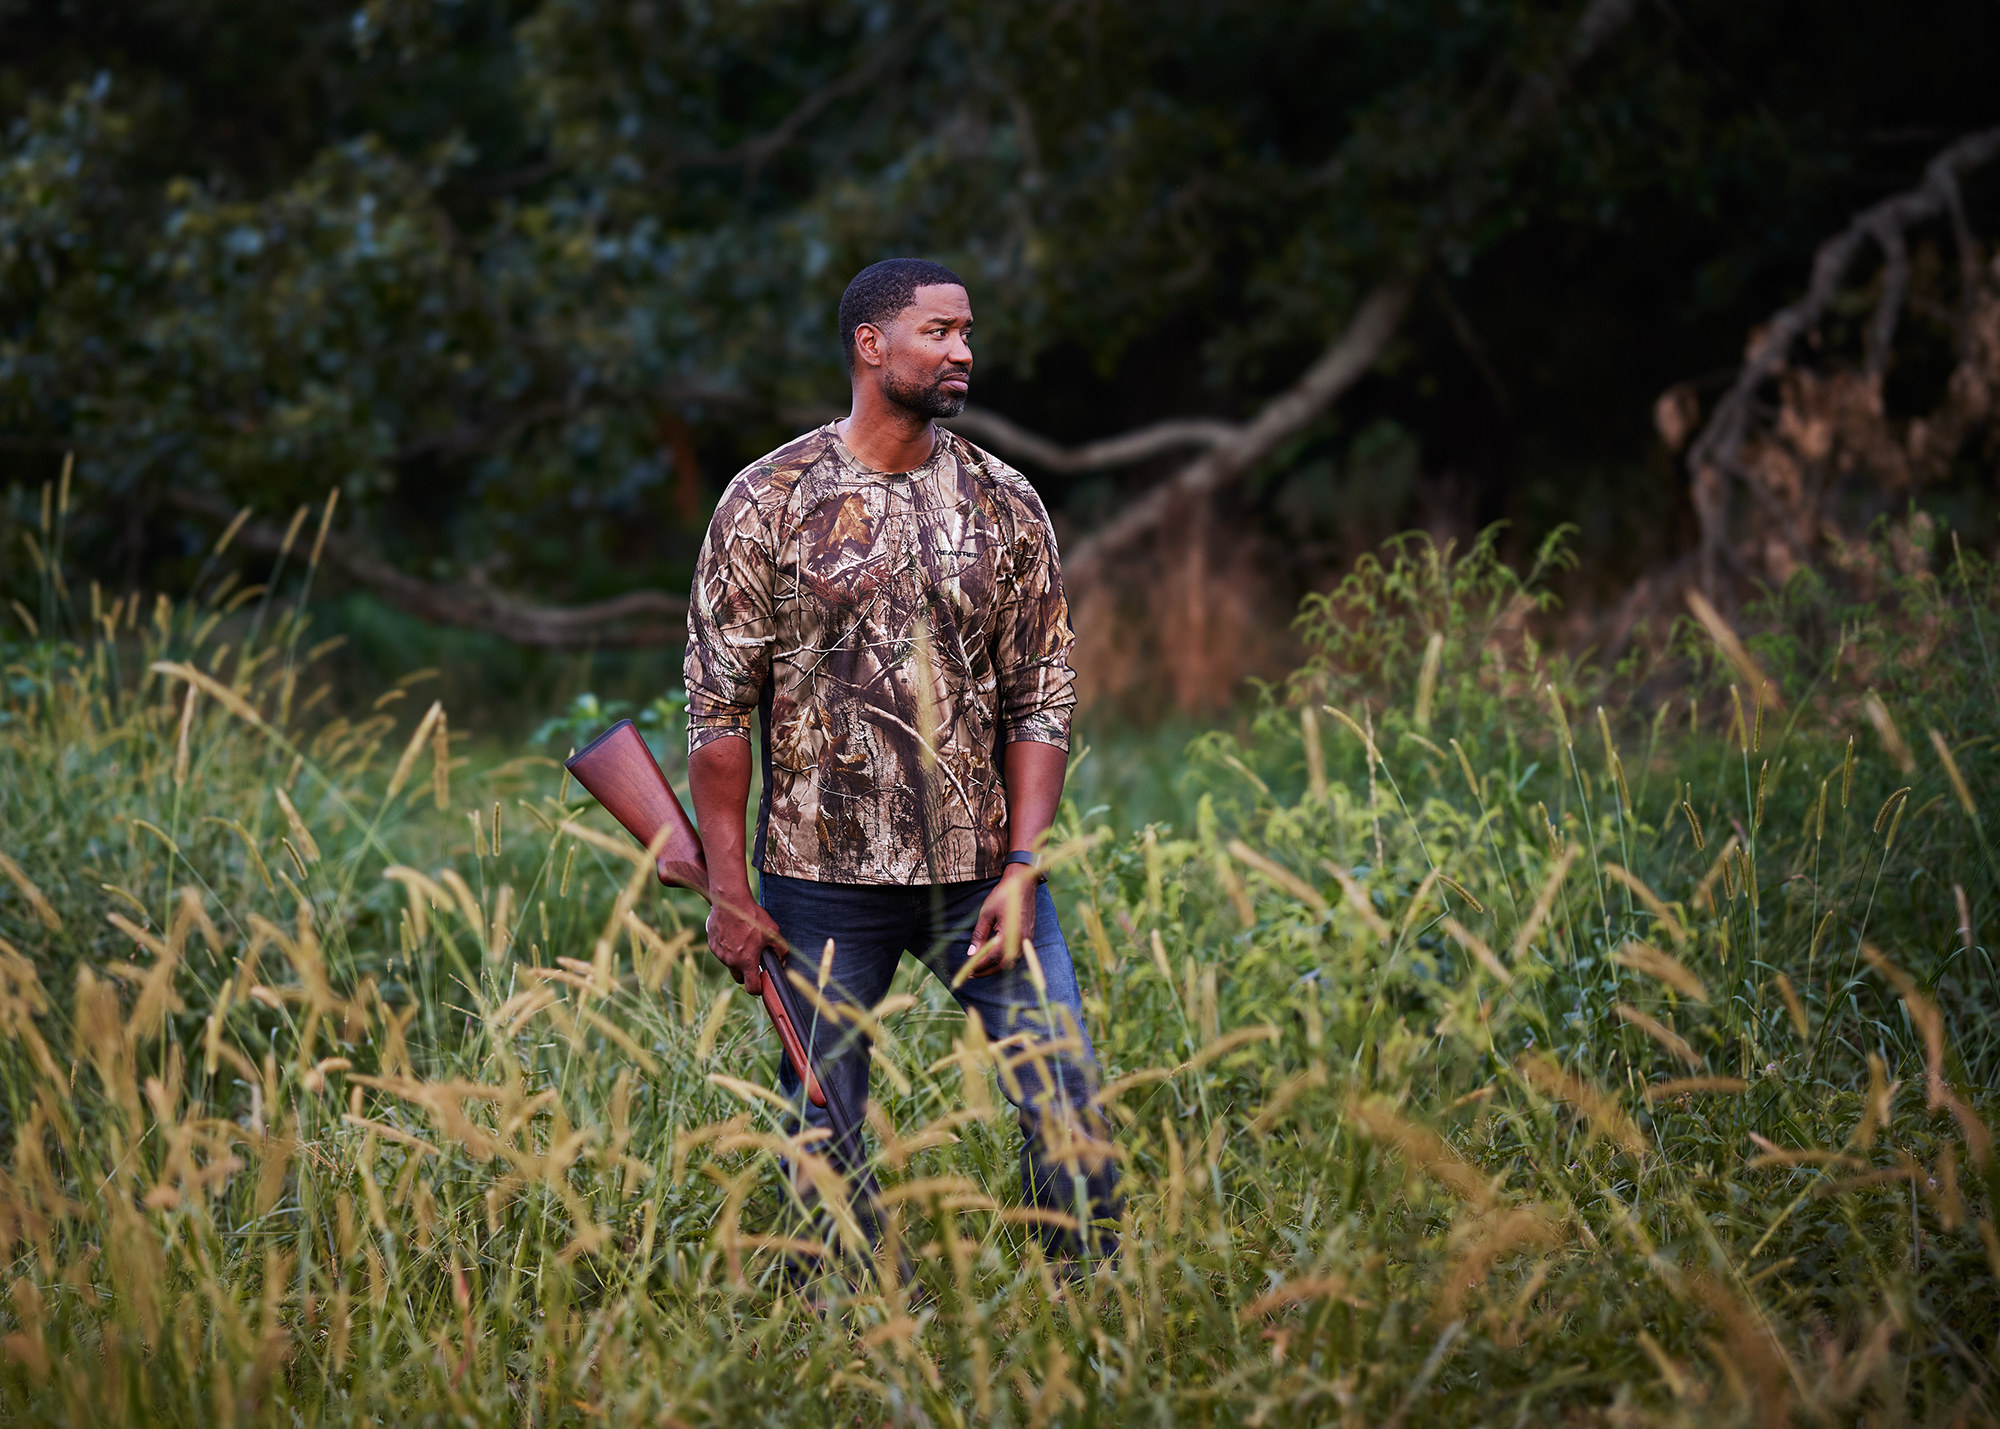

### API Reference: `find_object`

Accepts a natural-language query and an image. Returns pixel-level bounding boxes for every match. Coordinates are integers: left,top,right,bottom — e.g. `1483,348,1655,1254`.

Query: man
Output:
683,257,1118,1255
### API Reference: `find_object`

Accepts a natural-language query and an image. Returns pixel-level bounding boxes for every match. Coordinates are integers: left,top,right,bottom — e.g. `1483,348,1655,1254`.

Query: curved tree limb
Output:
1064,278,1417,588
164,488,687,648
1685,125,2000,592
664,30,923,177
942,281,1414,555
943,408,1235,473
960,0,1639,588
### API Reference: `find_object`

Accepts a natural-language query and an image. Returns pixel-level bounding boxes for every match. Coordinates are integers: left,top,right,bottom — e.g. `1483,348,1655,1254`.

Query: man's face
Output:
868,283,973,418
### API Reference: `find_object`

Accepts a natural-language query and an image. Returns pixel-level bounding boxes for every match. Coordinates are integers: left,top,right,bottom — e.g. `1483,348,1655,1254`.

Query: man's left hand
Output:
966,864,1039,978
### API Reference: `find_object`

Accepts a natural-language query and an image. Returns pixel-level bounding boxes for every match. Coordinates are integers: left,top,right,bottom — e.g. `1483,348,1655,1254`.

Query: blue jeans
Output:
758,872,1121,1254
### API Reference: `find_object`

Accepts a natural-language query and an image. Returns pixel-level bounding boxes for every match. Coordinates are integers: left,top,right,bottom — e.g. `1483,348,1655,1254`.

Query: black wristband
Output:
1003,850,1045,882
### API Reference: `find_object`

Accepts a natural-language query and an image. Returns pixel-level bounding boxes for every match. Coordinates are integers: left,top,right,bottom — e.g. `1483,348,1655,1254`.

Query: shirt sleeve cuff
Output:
1003,715,1072,752
688,719,754,755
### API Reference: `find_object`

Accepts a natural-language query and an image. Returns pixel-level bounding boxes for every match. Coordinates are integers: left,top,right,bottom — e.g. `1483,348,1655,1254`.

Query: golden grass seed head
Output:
1773,974,1810,1040
1862,692,1916,774
1414,630,1443,732
1545,683,1571,749
273,786,319,863
1929,728,1978,818
1681,798,1705,852
1437,873,1484,915
1533,801,1561,857
1884,796,1907,851
279,503,309,562
1872,786,1911,835
308,488,340,571
1842,734,1855,808
1614,940,1707,1002
211,506,251,559
431,708,450,810
172,684,197,789
386,701,443,801
1299,704,1326,802
1449,738,1480,802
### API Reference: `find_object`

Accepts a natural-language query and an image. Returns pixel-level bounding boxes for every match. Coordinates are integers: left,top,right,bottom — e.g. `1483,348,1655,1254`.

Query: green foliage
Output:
1290,524,1580,702
530,690,687,764
8,1,1999,603
1,513,1996,1423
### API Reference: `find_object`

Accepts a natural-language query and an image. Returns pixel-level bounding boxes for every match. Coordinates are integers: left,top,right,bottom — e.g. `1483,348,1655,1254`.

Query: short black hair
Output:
838,258,966,369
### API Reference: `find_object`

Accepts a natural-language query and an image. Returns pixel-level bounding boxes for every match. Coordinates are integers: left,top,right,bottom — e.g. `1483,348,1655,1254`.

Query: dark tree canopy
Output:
2,0,1997,667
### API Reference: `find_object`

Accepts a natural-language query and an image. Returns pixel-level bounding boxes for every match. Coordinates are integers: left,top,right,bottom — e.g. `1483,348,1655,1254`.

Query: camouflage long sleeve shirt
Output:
684,423,1077,885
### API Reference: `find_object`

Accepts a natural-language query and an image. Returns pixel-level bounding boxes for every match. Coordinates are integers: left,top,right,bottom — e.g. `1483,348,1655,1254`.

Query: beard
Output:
882,365,969,419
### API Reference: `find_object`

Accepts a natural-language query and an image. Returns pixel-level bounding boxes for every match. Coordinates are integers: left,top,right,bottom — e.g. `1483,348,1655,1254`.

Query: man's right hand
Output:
705,885,785,994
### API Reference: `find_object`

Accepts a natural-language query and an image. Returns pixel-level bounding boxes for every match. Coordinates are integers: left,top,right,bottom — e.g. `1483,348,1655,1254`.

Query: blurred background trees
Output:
3,0,1998,710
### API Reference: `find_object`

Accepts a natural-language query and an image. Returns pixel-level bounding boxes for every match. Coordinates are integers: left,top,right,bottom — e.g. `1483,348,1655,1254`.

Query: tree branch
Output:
392,398,573,466
665,34,920,175
1684,125,2000,591
943,408,1235,474
164,489,687,648
979,0,1640,587
1062,278,1418,587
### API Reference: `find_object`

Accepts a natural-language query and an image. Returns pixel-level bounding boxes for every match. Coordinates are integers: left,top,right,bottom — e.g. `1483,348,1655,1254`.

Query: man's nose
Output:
947,331,973,365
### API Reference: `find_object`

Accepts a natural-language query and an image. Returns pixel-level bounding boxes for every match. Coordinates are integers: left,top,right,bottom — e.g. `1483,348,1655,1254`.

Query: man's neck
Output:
836,387,937,474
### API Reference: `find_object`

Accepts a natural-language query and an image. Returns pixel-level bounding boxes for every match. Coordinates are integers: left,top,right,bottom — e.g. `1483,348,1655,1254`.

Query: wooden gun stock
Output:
564,720,825,1108
563,719,710,895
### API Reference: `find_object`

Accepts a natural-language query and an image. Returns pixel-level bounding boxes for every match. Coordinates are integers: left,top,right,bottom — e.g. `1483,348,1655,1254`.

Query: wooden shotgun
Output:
563,721,878,1196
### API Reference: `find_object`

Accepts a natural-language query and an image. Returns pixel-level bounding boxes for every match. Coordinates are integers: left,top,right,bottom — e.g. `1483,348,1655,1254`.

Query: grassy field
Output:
1,496,1997,1426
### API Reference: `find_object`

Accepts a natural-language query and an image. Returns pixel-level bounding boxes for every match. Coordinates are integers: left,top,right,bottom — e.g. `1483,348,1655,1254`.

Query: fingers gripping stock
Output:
563,720,827,1108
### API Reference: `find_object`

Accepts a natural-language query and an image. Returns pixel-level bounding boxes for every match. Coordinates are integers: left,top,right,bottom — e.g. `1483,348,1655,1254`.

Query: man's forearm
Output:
688,734,784,991
688,737,755,906
965,738,1069,973
1002,739,1067,857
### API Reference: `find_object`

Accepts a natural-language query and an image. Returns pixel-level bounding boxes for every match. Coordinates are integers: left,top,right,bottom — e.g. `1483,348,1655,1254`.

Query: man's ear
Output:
851,321,887,370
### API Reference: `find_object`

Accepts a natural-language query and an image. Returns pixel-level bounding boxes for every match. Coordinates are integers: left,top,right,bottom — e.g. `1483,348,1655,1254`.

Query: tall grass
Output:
1,487,1996,1425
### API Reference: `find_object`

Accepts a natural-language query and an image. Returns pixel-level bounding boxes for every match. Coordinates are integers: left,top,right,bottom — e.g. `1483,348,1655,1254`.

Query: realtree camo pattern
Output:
685,423,1076,885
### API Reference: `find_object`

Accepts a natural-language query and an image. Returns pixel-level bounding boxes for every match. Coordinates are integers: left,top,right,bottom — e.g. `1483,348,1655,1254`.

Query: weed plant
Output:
0,484,1996,1425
